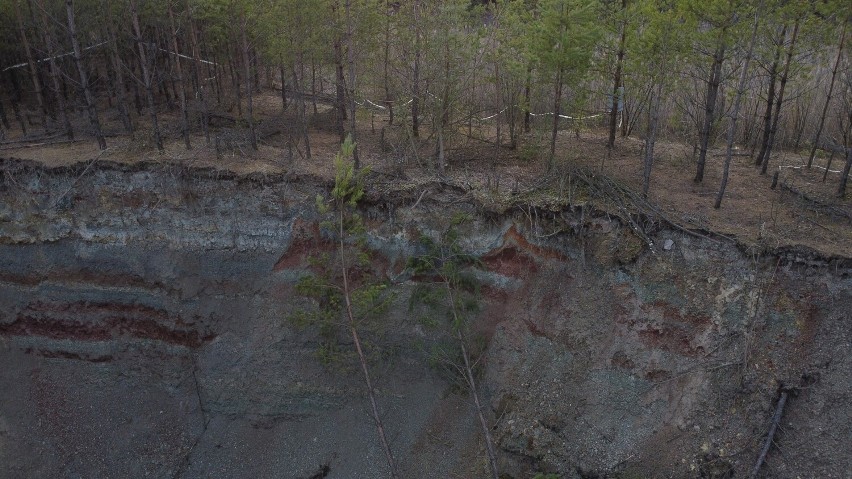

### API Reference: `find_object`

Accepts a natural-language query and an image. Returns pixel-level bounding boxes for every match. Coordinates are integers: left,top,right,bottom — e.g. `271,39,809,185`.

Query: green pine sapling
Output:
291,136,399,478
407,214,499,479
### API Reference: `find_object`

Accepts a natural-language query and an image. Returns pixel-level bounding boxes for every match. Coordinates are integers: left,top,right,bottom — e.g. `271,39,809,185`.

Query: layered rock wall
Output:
1,159,849,478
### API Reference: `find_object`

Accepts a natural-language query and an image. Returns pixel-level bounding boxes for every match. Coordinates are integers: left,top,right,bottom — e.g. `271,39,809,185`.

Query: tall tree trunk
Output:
344,0,359,168
760,18,799,175
334,34,346,144
523,65,532,133
494,60,503,159
66,0,106,150
438,41,450,174
169,1,191,150
608,0,627,149
444,282,500,479
838,112,852,197
383,0,394,126
130,0,163,151
279,63,288,110
0,97,9,130
104,1,133,134
548,67,563,171
694,37,726,183
310,57,318,114
185,0,210,144
643,83,662,198
16,1,47,132
9,70,29,136
36,0,73,140
335,209,399,479
715,11,759,209
411,0,421,139
838,147,852,198
291,63,311,159
807,23,846,168
132,63,144,115
755,24,786,166
230,56,242,117
240,17,258,150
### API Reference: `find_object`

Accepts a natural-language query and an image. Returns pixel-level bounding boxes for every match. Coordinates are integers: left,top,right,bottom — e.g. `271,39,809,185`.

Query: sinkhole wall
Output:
0,158,849,479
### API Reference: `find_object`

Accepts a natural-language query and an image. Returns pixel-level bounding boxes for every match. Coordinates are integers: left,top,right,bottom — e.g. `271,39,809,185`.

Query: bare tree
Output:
35,0,73,140
16,0,47,133
759,17,800,175
694,37,727,183
807,22,846,168
716,11,760,209
66,0,106,149
754,24,786,166
240,14,258,151
168,0,191,150
607,0,627,149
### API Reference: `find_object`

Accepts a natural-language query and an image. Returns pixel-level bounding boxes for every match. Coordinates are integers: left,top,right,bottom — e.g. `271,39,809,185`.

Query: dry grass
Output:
2,90,849,258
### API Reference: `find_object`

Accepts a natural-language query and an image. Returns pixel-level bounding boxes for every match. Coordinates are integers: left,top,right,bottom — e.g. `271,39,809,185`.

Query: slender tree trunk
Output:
494,59,503,154
608,0,627,149
807,23,846,168
241,18,258,150
105,2,133,134
742,94,761,149
822,150,835,182
291,63,311,159
839,145,851,197
694,38,726,183
252,51,261,93
344,0,359,167
438,41,450,174
279,63,288,110
333,38,346,143
169,1,191,150
100,31,115,111
155,37,174,110
132,63,144,115
36,0,73,140
229,56,242,116
494,60,503,166
755,24,786,166
66,0,106,149
523,65,532,134
716,11,759,209
383,0,394,126
8,70,29,136
310,56,318,114
444,282,500,479
131,0,163,151
185,0,210,144
548,67,563,171
411,0,421,139
761,18,799,175
336,207,399,479
838,113,852,197
0,97,9,130
162,31,179,111
17,1,47,132
643,83,662,198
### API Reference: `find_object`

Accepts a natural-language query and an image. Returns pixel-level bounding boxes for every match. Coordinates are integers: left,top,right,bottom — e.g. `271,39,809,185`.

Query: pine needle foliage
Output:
291,135,394,367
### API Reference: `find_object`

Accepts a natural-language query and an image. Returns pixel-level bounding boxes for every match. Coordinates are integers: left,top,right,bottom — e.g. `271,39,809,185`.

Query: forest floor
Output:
2,89,850,258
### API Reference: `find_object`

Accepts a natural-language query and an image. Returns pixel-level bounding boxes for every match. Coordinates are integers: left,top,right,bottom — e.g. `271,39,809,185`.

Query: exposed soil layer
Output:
0,158,849,478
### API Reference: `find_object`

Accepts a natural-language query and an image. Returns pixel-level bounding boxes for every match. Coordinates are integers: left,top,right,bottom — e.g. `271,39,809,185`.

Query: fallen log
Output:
750,390,789,479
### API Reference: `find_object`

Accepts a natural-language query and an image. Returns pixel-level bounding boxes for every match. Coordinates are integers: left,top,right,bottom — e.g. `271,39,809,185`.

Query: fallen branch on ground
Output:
750,389,789,479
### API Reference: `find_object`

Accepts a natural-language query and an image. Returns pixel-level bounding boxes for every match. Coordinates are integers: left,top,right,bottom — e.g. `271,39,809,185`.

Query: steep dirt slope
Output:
0,158,849,478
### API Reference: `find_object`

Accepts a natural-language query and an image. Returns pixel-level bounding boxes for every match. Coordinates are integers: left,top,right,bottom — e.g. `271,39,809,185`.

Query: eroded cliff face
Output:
1,159,849,478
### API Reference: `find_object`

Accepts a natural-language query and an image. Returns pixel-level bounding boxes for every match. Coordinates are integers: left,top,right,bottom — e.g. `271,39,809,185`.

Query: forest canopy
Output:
0,0,850,201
